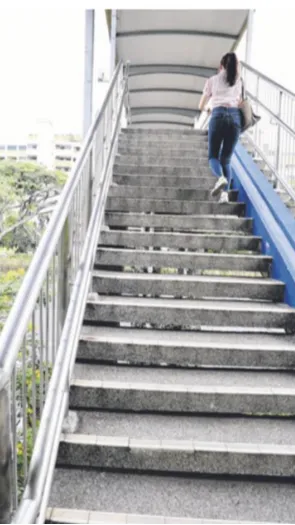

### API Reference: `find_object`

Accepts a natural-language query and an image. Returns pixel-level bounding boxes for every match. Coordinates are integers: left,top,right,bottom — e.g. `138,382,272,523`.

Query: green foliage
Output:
16,363,52,498
0,257,27,331
0,160,67,252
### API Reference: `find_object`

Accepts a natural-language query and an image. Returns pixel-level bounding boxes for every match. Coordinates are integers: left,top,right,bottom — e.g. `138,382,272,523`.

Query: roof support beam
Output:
128,64,216,78
117,29,238,40
130,88,202,95
131,106,199,118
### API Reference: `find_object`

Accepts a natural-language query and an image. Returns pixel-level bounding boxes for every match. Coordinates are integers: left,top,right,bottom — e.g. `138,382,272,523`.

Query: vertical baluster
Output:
11,366,18,508
274,90,283,188
45,272,50,388
31,311,37,442
21,335,28,485
51,255,56,363
39,288,44,417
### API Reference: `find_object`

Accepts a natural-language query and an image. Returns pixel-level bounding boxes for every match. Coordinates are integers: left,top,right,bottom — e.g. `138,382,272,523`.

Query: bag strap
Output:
241,77,245,101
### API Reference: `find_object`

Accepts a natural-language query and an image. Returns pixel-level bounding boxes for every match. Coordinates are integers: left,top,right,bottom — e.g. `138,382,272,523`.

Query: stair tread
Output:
69,411,295,446
87,295,292,312
73,363,295,389
92,270,282,286
98,247,269,260
100,229,259,239
80,326,295,350
49,469,295,523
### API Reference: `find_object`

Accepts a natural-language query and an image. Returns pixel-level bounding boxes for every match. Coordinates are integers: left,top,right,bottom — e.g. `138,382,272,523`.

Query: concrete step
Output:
118,137,208,149
84,296,295,332
115,156,208,168
46,506,235,524
105,213,253,233
121,129,207,137
95,248,271,273
50,469,295,523
113,164,211,176
113,174,214,188
79,327,295,369
105,197,245,216
99,230,261,253
92,271,284,302
118,146,209,157
70,364,295,414
108,185,238,202
66,410,295,445
57,432,295,478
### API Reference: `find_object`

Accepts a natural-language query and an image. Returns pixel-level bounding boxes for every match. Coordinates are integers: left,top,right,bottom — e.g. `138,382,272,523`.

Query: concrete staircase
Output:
48,129,295,524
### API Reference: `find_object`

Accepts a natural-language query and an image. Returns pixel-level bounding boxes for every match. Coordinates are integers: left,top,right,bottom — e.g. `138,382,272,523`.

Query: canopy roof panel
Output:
107,9,249,127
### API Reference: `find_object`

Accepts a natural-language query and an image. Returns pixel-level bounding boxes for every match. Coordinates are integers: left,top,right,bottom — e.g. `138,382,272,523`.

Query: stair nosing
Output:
60,432,295,456
46,506,253,525
92,270,283,286
71,378,295,396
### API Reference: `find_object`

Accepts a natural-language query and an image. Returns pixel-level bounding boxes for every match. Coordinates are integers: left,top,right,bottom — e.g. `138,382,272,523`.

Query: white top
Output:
203,70,242,109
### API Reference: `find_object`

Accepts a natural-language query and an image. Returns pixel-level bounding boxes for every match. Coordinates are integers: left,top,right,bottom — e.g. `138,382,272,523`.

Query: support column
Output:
110,9,117,76
245,10,255,65
0,375,12,524
83,10,95,138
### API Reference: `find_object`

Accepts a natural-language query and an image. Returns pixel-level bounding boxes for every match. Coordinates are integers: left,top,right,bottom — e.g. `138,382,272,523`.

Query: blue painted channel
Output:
232,142,295,307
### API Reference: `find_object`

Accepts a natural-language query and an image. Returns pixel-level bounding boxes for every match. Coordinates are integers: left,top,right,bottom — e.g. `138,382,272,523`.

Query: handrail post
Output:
275,90,283,189
57,221,70,335
124,61,131,126
254,75,260,144
0,375,12,523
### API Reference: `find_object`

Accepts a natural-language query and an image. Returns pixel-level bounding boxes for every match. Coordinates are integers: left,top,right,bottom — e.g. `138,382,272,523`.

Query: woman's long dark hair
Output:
220,53,238,87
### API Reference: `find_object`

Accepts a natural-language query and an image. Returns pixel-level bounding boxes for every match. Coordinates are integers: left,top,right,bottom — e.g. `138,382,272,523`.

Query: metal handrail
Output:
13,79,127,525
0,60,127,524
244,131,295,203
246,91,295,140
241,61,295,203
0,61,123,383
240,60,295,99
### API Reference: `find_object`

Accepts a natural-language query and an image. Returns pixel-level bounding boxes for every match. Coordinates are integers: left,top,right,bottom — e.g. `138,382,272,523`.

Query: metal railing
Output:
0,60,127,524
240,61,295,203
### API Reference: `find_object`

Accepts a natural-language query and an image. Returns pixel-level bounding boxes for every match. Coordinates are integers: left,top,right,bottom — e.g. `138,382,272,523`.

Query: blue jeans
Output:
208,107,242,190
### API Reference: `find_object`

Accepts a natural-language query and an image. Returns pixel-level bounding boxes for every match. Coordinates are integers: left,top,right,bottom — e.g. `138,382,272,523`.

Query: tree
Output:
0,161,67,252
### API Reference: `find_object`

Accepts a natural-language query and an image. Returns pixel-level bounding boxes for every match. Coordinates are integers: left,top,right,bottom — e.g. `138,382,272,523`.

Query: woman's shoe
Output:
211,175,227,197
219,191,229,204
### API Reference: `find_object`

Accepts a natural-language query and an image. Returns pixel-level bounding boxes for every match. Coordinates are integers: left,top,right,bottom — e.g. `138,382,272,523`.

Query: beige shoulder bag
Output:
239,78,261,132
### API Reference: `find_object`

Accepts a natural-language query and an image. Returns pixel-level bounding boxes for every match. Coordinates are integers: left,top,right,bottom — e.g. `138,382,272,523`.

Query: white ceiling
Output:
113,9,249,127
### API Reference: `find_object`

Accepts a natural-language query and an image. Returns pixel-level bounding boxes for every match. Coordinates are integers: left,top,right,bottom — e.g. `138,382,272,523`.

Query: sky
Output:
0,8,294,140
0,8,110,140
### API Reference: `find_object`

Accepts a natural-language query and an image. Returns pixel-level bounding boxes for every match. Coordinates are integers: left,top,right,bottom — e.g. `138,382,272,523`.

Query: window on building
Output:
27,144,37,149
55,155,72,162
28,155,37,161
7,145,17,151
56,165,70,172
19,145,26,151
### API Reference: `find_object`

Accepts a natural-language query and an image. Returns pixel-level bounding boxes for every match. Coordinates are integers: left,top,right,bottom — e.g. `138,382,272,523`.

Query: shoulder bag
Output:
239,78,261,132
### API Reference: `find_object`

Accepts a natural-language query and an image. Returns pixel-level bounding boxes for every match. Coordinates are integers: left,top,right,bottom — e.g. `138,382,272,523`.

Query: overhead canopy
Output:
106,9,249,128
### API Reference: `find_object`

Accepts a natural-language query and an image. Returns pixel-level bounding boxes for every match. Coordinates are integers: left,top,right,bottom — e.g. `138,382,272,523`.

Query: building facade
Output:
0,128,81,173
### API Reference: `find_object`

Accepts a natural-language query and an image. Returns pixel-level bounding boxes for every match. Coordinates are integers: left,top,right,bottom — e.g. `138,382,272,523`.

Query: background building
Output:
0,120,82,173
